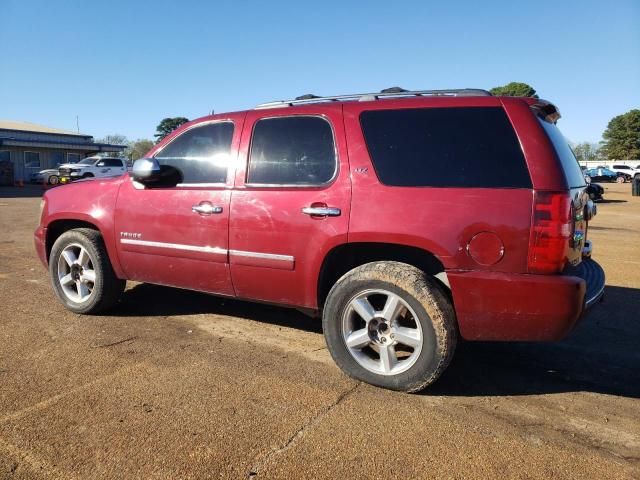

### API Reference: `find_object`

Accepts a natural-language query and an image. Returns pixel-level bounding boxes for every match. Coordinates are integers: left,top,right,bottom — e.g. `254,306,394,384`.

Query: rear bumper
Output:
448,258,605,341
564,257,605,309
34,225,47,268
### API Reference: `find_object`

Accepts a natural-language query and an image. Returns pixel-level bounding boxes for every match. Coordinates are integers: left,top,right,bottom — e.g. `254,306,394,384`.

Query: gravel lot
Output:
0,182,638,479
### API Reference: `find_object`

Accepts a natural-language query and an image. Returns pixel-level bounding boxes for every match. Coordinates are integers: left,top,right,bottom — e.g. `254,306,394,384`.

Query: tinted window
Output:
360,107,531,188
155,122,234,184
537,119,586,188
104,158,123,167
248,116,336,185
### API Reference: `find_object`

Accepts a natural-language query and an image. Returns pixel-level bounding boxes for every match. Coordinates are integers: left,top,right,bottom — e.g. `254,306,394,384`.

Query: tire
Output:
616,176,625,184
48,175,59,185
584,176,591,183
49,228,125,314
322,261,457,392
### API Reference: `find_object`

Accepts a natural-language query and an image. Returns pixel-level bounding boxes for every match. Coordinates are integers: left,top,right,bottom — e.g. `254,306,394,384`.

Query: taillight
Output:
528,191,572,274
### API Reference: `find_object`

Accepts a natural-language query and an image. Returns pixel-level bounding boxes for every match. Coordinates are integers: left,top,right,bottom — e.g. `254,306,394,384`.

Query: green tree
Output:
127,139,155,162
572,142,602,163
600,109,640,160
154,117,189,143
490,82,538,98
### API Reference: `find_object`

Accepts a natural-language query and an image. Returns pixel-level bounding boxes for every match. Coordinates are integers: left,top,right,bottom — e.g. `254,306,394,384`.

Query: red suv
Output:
34,88,605,392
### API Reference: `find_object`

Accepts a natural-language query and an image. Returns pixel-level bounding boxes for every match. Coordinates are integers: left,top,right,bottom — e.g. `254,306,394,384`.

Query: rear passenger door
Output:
229,105,351,308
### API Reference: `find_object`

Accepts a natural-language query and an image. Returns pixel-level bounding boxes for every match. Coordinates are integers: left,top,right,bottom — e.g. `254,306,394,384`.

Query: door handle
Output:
302,206,341,217
192,203,223,215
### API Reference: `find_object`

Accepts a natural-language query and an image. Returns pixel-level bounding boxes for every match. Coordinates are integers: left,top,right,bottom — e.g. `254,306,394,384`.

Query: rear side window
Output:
247,116,336,185
537,119,586,188
103,158,123,167
360,107,531,188
155,122,234,184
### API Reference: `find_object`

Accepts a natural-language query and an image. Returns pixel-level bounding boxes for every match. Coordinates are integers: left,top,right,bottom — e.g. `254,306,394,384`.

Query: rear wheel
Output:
322,261,457,392
616,176,625,184
49,228,125,314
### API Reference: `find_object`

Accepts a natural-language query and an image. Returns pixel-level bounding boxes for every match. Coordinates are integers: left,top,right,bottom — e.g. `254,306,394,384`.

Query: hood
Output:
59,163,88,169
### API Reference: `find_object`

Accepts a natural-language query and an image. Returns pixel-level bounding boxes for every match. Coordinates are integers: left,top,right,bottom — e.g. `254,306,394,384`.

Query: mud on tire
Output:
322,261,457,392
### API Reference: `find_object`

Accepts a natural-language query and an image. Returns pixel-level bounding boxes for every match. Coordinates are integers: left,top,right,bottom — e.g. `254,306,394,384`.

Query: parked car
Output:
30,168,60,185
584,167,618,183
610,164,639,181
586,182,604,201
58,156,126,182
34,89,605,392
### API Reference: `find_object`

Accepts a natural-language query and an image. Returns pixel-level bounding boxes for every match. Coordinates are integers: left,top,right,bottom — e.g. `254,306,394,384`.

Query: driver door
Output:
114,114,244,295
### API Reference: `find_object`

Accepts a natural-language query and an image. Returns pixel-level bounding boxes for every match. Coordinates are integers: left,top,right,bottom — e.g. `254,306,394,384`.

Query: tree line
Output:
100,83,639,163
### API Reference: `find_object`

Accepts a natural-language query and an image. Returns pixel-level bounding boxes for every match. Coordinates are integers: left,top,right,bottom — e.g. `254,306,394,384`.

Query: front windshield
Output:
77,158,96,165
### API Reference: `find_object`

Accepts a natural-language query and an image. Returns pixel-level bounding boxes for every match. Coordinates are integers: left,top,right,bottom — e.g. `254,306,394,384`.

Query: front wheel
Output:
48,175,59,185
49,228,125,314
616,176,625,184
322,262,457,392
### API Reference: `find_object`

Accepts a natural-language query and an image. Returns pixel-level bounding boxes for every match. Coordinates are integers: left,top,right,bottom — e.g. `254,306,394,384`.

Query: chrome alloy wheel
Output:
57,243,96,303
341,289,424,376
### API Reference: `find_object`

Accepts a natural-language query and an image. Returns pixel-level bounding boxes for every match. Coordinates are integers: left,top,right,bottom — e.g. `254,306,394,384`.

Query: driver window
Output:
154,122,234,184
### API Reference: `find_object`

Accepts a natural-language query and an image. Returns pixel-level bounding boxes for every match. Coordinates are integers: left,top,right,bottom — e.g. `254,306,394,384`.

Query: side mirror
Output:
130,158,182,188
131,158,161,184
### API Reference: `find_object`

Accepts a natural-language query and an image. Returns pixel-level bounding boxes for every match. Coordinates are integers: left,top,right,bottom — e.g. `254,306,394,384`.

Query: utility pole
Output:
76,116,80,133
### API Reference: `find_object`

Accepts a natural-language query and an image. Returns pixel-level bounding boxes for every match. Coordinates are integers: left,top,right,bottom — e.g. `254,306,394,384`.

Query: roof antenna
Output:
210,109,215,115
295,94,321,100
380,87,408,94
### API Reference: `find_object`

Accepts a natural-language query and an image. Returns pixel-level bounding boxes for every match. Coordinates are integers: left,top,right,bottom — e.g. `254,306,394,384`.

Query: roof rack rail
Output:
256,88,492,109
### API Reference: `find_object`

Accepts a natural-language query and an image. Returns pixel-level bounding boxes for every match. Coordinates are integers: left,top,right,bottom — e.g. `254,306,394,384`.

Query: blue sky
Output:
1,0,638,144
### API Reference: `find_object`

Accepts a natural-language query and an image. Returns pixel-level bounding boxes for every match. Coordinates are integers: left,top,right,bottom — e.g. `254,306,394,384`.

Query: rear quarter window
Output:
359,107,532,188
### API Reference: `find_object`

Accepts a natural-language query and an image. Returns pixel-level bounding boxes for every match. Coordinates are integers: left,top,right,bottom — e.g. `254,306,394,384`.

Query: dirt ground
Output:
0,182,638,479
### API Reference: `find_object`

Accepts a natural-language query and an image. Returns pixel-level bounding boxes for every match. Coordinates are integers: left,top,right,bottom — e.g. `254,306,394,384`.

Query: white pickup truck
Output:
58,156,127,182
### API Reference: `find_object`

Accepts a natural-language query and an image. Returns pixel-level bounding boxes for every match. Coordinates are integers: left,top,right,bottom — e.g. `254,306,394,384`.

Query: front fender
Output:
41,177,126,278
